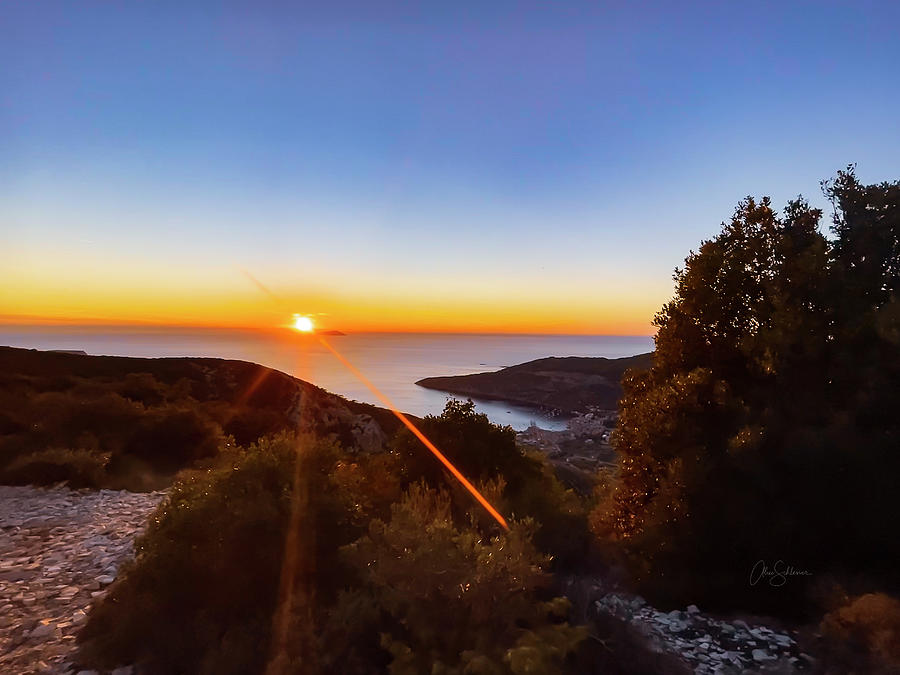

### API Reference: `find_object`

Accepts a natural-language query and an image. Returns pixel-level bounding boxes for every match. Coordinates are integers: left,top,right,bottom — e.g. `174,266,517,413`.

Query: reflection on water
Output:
0,327,653,430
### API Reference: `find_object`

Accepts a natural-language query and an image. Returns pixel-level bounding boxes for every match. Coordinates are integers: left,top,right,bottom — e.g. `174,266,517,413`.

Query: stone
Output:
29,623,56,639
0,485,163,673
686,604,700,614
752,648,774,662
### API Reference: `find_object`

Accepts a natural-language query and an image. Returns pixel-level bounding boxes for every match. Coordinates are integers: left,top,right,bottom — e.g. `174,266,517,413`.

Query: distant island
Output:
316,329,346,336
416,352,653,414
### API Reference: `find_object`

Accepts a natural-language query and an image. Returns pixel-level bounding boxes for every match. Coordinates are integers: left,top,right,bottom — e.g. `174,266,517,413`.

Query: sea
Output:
1,327,653,431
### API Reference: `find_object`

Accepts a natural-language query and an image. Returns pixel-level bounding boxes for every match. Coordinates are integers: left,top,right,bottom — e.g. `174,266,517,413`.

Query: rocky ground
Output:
0,486,164,675
562,575,818,674
593,592,815,673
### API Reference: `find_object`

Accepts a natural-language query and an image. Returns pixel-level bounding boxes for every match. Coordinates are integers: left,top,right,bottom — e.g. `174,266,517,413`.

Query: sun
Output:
292,314,314,332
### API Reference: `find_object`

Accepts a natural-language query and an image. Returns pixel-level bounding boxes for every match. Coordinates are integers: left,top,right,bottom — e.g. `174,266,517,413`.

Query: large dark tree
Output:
592,168,900,616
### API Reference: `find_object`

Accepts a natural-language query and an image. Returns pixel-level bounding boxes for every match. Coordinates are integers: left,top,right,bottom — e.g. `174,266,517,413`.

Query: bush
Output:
78,432,590,675
121,407,223,471
78,434,325,674
820,593,900,672
318,483,586,675
391,399,529,489
0,447,109,488
392,399,591,570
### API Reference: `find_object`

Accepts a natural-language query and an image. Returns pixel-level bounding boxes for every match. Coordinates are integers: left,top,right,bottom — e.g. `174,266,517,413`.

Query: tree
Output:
592,169,900,615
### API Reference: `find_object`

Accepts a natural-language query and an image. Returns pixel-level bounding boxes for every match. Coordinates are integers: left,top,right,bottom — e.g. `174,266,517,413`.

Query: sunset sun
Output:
293,315,314,332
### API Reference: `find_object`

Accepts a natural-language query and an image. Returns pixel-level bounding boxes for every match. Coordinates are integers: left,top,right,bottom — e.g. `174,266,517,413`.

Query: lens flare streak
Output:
315,334,510,531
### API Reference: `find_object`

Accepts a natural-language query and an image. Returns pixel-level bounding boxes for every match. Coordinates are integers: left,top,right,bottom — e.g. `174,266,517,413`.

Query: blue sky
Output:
2,1,899,332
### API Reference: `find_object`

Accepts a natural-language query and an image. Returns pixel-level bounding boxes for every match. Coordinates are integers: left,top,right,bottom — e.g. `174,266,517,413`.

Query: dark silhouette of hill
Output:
0,346,401,489
416,353,653,414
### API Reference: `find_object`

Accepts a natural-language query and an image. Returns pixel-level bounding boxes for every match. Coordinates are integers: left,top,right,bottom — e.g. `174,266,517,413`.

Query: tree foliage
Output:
321,484,585,675
391,399,590,568
592,167,900,614
79,409,589,674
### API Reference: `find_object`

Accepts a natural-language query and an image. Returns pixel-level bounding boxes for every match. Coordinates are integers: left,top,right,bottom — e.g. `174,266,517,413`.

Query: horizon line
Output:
0,317,655,338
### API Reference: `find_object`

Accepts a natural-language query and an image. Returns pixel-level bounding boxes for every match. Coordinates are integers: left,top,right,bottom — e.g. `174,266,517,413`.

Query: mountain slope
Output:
0,346,401,488
416,353,653,414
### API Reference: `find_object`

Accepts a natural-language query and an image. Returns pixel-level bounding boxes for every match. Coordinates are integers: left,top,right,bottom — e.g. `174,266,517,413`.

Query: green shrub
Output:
78,432,590,675
391,400,591,570
78,434,319,674
318,483,586,675
0,447,109,488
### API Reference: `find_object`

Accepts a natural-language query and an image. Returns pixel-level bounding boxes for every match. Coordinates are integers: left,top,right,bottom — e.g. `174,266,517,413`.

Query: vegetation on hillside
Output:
77,415,600,674
16,166,900,672
0,348,398,489
590,168,900,658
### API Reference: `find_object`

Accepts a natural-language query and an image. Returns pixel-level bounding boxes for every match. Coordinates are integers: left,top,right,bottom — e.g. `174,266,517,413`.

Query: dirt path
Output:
0,486,164,674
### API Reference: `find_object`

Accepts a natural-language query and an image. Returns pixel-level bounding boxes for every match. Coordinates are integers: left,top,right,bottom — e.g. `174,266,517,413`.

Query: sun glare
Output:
293,314,314,332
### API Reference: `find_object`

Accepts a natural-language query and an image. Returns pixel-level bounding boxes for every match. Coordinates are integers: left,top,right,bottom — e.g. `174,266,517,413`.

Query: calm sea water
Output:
1,328,653,430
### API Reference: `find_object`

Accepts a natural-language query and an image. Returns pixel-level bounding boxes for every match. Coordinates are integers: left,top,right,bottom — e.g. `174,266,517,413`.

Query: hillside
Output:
416,352,653,414
0,346,401,489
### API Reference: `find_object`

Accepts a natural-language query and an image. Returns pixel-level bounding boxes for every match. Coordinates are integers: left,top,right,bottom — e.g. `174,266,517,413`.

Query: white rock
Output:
752,648,774,662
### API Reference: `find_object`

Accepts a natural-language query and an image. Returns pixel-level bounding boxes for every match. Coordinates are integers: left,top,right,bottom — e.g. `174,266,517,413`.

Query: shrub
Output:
319,483,586,675
121,407,223,471
79,433,591,675
0,447,109,488
391,400,591,570
820,593,900,671
78,433,333,674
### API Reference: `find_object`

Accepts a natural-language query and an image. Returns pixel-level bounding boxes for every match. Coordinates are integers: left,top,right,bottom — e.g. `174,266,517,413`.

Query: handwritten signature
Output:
749,560,812,587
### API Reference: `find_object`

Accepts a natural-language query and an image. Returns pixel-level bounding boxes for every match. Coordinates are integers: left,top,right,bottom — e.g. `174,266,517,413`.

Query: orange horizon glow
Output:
0,316,656,336
0,260,666,335
0,310,657,336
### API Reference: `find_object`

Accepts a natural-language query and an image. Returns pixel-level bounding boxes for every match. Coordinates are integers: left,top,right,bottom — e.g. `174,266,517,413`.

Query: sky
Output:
2,1,899,334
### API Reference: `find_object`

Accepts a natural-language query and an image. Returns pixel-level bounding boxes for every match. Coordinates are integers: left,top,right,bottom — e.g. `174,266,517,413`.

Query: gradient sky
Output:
2,1,899,334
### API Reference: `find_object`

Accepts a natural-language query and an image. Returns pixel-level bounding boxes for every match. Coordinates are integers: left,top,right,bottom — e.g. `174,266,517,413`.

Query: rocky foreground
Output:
0,486,163,675
562,575,818,674
2,483,821,675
